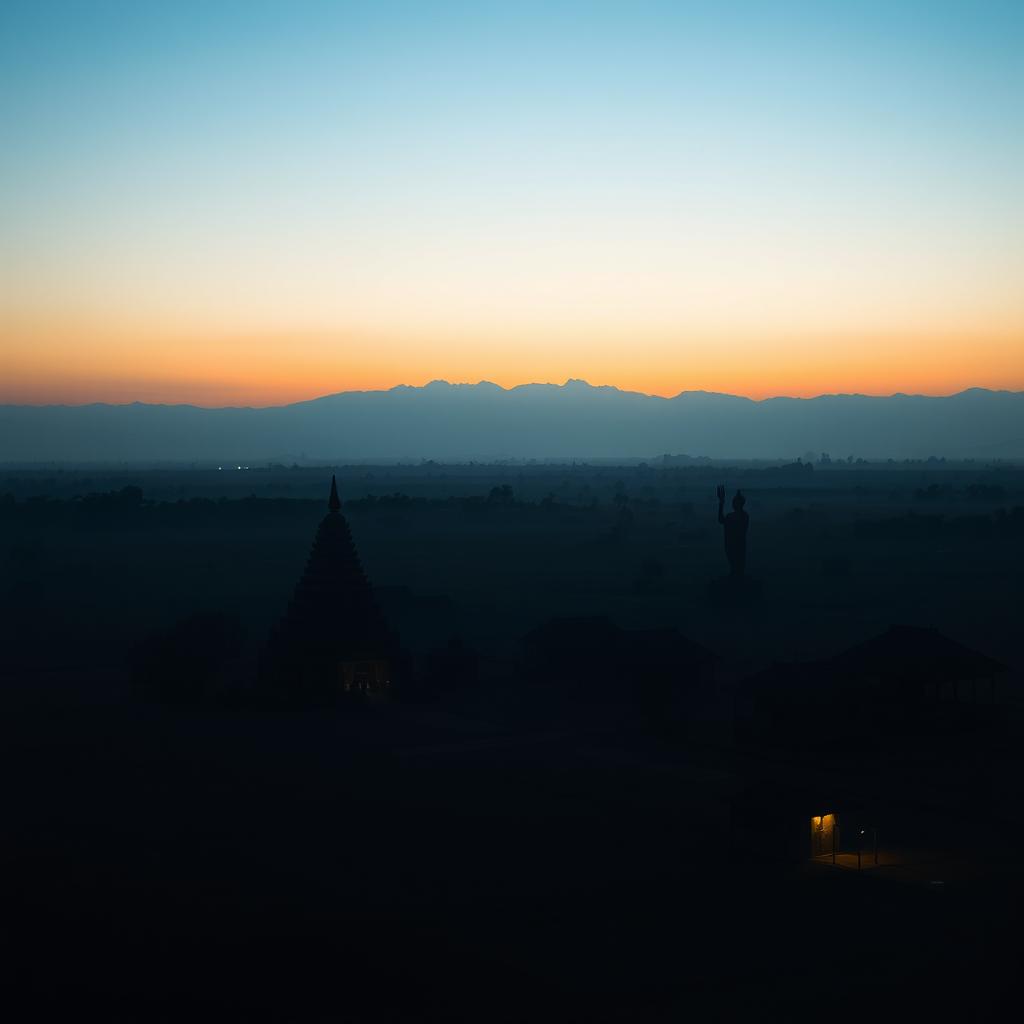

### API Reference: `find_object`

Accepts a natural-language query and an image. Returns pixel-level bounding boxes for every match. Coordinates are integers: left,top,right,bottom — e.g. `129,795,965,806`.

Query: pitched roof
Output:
830,624,1007,683
521,616,716,686
737,625,1007,697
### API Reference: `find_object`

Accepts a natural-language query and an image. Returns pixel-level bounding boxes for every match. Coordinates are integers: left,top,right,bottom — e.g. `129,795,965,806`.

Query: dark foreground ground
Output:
4,700,1023,1021
2,463,1023,1019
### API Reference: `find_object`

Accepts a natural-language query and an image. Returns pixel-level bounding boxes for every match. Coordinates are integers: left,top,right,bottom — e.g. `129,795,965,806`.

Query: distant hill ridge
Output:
2,380,1022,461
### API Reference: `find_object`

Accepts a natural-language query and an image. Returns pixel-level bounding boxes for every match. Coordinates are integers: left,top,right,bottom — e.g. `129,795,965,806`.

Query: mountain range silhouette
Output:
2,380,1022,462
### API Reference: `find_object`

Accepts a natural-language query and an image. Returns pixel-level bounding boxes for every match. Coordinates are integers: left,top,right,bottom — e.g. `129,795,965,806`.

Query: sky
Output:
1,0,1022,406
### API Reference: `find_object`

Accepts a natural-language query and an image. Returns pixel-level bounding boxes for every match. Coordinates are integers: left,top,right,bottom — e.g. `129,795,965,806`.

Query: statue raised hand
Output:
715,485,749,578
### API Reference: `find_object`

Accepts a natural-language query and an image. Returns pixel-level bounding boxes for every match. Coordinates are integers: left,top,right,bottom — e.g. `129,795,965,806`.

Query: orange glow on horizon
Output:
2,315,1021,407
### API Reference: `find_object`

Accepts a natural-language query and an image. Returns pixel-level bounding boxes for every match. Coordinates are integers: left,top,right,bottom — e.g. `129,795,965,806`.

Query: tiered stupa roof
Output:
264,476,394,692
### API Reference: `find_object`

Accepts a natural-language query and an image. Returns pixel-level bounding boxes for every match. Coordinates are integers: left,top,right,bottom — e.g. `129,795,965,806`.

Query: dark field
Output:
2,462,1023,1020
4,461,1023,678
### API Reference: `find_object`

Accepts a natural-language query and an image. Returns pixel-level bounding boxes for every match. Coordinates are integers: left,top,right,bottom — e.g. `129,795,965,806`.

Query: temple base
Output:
707,575,762,605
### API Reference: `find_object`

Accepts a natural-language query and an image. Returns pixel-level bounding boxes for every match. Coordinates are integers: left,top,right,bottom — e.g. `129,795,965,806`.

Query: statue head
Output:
732,490,746,510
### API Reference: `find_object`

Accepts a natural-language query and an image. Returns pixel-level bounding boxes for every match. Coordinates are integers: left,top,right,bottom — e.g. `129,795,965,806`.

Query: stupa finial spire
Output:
328,475,341,512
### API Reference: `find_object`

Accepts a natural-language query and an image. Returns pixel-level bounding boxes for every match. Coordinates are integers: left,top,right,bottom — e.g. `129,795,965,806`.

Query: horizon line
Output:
0,380,1019,412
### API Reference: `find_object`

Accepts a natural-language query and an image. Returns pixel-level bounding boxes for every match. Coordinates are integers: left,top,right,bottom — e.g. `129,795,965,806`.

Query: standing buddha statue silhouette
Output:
716,485,749,579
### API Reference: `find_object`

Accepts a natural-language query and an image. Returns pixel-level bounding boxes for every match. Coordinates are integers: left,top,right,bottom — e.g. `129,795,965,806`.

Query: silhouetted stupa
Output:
263,476,396,699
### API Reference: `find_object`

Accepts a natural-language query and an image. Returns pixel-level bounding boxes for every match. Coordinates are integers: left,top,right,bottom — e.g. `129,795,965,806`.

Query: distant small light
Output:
237,465,241,470
218,466,222,471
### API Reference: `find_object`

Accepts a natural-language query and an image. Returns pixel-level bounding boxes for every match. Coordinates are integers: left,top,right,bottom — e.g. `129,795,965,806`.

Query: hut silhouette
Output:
734,625,1008,744
520,615,717,716
830,624,1006,702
